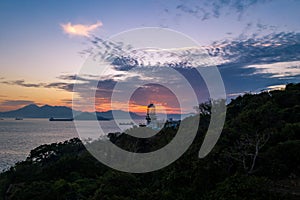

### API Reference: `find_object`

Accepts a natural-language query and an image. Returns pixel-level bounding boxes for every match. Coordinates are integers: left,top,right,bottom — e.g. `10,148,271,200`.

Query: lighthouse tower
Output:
146,103,157,125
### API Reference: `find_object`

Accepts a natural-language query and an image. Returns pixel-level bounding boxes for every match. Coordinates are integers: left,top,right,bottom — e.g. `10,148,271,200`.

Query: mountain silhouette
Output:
0,104,74,118
0,104,143,120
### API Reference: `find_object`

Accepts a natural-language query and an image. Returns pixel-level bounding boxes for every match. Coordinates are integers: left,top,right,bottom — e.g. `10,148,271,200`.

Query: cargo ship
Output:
49,117,74,121
119,122,134,125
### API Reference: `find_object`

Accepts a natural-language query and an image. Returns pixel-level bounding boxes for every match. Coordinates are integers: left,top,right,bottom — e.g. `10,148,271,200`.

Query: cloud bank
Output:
245,61,300,78
2,31,299,111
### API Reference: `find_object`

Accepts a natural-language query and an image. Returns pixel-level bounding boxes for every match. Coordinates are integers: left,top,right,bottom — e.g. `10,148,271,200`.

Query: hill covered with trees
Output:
0,83,299,200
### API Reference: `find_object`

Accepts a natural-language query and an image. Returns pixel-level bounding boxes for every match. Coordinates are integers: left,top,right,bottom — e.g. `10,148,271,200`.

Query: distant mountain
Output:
0,104,74,118
0,104,143,120
0,104,191,120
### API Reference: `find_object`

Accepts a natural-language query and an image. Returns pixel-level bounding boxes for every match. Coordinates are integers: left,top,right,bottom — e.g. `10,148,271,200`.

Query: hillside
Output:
0,83,299,200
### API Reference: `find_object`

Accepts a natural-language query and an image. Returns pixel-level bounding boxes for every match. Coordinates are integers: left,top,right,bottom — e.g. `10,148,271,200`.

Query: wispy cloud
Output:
60,98,73,105
227,92,247,98
174,0,274,21
1,80,41,88
61,21,103,37
208,32,300,65
266,84,286,91
245,61,300,78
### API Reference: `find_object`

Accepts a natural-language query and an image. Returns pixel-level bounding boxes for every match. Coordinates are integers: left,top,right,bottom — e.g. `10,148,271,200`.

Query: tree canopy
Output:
0,83,299,200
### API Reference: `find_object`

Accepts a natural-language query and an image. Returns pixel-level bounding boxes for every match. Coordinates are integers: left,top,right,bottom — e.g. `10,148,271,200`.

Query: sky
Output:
0,0,299,113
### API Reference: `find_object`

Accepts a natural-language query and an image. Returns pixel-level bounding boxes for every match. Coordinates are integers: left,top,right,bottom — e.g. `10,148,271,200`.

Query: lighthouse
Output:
146,103,157,125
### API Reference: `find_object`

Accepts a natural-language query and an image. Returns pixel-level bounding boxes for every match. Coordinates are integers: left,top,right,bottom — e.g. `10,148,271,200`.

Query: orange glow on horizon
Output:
0,83,184,114
1,95,184,114
93,100,181,114
0,84,73,112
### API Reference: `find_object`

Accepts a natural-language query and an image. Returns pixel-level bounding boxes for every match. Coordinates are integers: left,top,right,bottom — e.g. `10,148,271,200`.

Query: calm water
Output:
0,118,137,172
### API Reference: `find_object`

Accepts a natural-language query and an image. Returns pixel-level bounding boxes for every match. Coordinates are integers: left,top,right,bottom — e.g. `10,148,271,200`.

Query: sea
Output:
0,118,139,172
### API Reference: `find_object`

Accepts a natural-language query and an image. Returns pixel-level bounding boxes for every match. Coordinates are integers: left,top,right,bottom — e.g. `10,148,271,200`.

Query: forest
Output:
0,83,299,200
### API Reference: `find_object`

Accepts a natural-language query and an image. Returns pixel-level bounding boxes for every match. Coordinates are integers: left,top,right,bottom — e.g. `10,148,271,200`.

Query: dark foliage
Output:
0,83,299,200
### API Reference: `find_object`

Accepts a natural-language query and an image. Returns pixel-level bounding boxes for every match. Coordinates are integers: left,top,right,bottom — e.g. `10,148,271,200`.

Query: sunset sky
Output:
0,0,299,113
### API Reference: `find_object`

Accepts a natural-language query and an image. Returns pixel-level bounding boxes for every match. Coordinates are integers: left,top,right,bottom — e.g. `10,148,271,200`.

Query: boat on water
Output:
139,123,146,127
119,122,134,125
49,117,74,121
15,117,23,120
